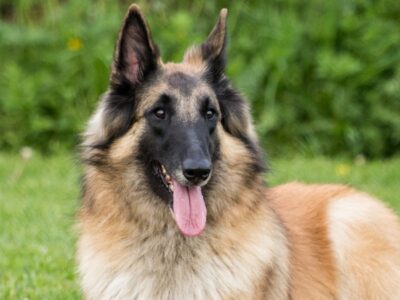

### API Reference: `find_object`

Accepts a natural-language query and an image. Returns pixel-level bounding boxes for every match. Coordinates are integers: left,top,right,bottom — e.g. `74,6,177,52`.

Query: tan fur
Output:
268,183,400,300
78,125,292,299
269,183,351,299
183,46,205,67
328,194,400,299
78,127,400,299
77,4,400,300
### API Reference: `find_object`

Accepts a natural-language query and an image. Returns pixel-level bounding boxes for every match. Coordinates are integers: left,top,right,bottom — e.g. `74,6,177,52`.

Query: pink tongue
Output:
172,179,207,237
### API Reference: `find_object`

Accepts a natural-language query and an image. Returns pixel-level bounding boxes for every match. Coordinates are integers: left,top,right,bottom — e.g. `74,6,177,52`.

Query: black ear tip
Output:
126,4,146,22
124,3,148,31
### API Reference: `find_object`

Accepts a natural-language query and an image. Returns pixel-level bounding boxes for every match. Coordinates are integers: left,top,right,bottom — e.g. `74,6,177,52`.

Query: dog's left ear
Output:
184,9,227,81
202,8,227,81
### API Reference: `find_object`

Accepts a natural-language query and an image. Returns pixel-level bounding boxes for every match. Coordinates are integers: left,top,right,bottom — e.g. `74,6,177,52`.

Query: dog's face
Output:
138,69,220,195
83,5,264,236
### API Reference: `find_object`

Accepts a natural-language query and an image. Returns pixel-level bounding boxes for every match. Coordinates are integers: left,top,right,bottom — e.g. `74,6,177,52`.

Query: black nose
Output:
183,158,211,183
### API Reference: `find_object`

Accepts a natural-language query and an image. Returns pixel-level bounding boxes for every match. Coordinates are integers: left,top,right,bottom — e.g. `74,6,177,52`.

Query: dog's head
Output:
83,4,265,236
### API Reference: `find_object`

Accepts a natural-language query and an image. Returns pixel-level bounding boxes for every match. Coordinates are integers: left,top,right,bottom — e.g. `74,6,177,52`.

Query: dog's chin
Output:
152,161,208,237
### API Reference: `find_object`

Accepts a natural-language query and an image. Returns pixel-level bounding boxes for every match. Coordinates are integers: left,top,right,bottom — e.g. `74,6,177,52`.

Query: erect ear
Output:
87,5,159,150
111,4,159,87
184,9,227,81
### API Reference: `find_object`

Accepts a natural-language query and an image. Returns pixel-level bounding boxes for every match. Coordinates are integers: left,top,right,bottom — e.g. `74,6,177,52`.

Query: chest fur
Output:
78,228,285,300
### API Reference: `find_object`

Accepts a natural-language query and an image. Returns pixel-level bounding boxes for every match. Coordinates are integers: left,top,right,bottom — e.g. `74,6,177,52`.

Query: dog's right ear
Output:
85,5,160,151
110,4,159,87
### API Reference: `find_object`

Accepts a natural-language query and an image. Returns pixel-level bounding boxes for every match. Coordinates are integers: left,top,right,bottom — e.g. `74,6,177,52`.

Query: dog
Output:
77,4,400,299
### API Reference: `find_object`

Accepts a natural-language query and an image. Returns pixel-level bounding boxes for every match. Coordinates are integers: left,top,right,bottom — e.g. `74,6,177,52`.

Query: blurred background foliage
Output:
1,0,399,158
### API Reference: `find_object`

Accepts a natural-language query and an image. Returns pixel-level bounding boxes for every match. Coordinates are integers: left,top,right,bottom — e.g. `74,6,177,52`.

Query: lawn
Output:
0,152,399,299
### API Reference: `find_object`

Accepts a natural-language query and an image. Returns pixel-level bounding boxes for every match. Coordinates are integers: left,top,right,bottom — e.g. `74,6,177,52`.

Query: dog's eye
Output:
153,108,166,120
205,109,216,120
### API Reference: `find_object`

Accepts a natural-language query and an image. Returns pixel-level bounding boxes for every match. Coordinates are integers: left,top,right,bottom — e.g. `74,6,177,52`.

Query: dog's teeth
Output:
165,174,171,182
169,184,174,192
161,165,167,175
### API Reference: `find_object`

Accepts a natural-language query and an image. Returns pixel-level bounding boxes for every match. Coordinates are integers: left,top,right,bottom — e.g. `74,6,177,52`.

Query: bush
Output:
1,0,399,157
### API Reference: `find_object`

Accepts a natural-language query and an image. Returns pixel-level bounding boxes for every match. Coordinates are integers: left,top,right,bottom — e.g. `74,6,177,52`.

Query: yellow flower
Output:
67,37,83,51
335,163,351,177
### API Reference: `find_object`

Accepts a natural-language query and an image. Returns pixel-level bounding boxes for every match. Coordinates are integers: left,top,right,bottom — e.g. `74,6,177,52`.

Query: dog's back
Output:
270,183,400,299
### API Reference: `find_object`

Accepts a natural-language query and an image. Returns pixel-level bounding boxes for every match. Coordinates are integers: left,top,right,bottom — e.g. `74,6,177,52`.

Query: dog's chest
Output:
108,254,251,299
79,231,273,300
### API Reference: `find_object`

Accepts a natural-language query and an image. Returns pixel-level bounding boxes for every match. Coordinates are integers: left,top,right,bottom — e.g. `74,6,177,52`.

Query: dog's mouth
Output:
154,161,207,237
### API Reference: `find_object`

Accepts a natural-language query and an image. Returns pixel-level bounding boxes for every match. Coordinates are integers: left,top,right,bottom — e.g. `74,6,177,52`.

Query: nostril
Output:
184,168,211,180
184,169,196,178
200,171,210,180
184,169,195,178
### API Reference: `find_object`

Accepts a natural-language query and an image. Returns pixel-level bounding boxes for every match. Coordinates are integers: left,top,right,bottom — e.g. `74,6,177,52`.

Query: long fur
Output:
77,4,400,299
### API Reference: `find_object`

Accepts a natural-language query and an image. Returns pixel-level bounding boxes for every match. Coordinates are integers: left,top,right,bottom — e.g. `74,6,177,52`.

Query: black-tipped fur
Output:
97,5,160,149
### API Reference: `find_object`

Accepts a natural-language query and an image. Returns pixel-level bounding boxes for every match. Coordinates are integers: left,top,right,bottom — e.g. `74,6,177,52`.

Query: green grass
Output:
0,152,399,299
0,153,80,299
